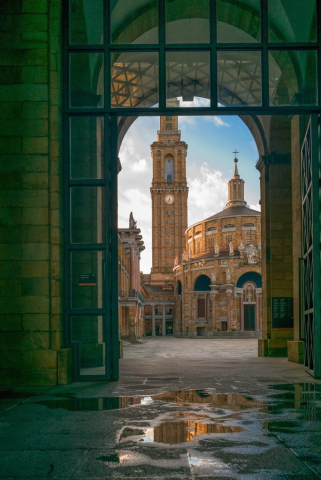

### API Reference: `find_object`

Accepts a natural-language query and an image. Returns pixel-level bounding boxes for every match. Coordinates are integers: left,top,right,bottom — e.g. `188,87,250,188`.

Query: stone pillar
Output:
210,286,218,330
240,295,244,331
130,244,135,290
152,306,156,337
226,287,232,330
255,293,260,330
162,306,166,336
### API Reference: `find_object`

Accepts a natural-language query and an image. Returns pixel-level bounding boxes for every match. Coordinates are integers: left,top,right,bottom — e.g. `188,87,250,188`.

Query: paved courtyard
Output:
1,337,321,479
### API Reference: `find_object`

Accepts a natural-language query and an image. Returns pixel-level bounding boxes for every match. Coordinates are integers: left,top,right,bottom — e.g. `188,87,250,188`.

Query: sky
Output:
118,114,260,273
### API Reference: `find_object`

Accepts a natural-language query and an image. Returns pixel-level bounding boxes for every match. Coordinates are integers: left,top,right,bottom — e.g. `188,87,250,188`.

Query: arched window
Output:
177,280,182,295
194,275,211,291
165,156,174,182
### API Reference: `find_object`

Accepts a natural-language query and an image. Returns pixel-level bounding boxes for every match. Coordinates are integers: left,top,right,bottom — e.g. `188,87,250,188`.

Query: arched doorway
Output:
62,0,321,381
236,272,262,331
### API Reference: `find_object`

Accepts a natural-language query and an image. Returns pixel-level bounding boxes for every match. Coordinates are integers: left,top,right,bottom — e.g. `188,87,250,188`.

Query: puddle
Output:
120,417,243,445
32,389,262,412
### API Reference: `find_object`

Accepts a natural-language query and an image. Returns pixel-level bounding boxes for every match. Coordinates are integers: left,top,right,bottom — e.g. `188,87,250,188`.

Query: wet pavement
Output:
1,337,321,479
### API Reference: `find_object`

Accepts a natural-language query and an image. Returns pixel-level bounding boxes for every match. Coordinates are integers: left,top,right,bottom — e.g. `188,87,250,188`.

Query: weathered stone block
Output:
22,0,48,14
22,278,49,296
0,331,49,350
21,208,48,225
22,137,48,154
0,314,22,331
23,313,49,331
22,101,48,119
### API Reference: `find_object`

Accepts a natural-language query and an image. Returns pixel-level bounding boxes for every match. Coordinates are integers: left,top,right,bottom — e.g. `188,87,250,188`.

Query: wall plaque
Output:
79,274,97,286
272,297,294,328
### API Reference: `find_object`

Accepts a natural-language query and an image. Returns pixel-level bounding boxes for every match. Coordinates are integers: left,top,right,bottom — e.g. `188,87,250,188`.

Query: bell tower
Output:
226,151,246,208
150,103,188,284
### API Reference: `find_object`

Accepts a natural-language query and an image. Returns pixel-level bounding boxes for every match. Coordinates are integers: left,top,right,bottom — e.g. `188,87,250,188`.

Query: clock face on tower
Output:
165,194,174,204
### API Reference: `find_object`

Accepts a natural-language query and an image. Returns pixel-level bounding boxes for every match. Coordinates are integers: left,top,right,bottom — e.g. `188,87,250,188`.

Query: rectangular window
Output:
268,0,316,43
111,0,158,44
70,117,104,180
70,53,104,108
70,187,105,244
71,315,106,375
70,0,103,45
217,0,260,43
166,0,210,44
71,251,104,309
269,50,317,106
198,298,206,318
166,51,210,107
111,52,159,108
218,51,262,107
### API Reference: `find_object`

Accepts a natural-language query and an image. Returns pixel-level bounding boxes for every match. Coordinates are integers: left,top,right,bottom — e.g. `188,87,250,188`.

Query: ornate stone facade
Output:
143,117,262,336
174,155,262,336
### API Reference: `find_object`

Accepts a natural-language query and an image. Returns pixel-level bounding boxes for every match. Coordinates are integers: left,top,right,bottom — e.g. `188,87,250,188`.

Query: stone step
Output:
211,330,262,339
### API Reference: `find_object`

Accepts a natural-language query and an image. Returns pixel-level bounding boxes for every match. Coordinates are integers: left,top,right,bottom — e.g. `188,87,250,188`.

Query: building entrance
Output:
244,305,256,331
59,0,321,384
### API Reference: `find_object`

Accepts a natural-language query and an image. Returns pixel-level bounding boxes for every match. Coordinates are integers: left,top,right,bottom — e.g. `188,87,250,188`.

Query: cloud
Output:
205,116,230,127
187,163,228,226
132,158,147,172
249,203,261,211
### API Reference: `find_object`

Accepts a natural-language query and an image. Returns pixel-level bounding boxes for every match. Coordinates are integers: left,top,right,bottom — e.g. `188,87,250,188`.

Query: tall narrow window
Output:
165,156,174,182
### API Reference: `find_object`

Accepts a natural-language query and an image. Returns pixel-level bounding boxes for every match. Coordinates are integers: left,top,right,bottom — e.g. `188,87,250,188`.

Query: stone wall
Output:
0,0,72,385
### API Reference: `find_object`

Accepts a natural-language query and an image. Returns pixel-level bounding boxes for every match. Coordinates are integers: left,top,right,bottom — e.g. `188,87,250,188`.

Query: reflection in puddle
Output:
33,389,262,412
120,417,243,445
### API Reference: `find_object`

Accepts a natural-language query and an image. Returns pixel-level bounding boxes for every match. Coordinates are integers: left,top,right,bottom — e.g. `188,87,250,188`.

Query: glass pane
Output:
111,52,159,107
70,53,104,108
111,0,158,44
269,50,317,106
71,187,105,244
70,117,104,179
166,0,210,44
166,52,210,107
217,0,261,43
268,0,316,43
69,0,103,45
218,51,262,106
71,251,104,309
71,316,106,376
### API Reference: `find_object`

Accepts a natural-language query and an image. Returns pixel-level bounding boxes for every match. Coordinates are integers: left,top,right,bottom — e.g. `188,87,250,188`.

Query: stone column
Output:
256,293,260,330
210,287,218,331
152,306,156,337
226,287,233,330
162,306,166,336
240,295,244,331
130,244,135,291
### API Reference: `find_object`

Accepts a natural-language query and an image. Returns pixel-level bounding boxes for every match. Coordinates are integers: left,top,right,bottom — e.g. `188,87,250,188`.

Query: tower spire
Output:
233,150,239,177
226,151,246,208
